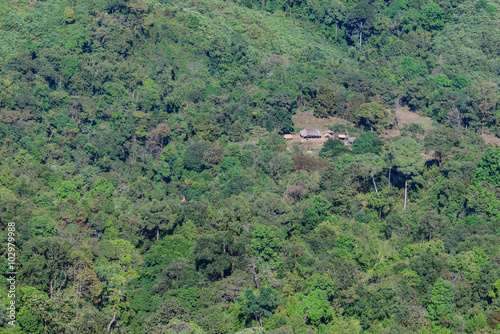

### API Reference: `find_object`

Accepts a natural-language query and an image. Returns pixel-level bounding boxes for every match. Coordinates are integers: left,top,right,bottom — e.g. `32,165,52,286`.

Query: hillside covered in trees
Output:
0,0,500,333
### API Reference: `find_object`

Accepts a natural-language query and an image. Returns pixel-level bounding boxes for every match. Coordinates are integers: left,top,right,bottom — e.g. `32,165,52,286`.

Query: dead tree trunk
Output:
372,176,379,193
108,307,116,332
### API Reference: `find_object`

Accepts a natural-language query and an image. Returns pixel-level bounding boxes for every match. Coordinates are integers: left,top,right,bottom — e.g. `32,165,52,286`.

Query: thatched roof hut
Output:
337,134,347,140
283,134,294,141
299,128,321,138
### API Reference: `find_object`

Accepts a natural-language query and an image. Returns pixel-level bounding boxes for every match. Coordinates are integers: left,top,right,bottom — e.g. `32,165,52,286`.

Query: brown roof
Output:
283,134,293,139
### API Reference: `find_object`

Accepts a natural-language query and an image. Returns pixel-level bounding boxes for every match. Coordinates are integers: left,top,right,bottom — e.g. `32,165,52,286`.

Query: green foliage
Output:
55,181,80,202
314,85,336,118
28,216,58,237
475,147,500,186
351,132,383,154
139,199,181,239
251,225,283,265
144,235,193,271
194,232,244,280
428,278,454,321
242,287,280,326
424,126,459,164
354,102,392,133
388,137,425,179
467,312,488,333
0,0,499,332
319,138,352,158
302,196,332,231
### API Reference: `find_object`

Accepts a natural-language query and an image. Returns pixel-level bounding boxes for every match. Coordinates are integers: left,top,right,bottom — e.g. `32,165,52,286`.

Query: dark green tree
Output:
424,126,459,166
194,232,244,280
354,102,391,133
346,0,374,48
351,132,383,154
242,287,280,326
314,85,336,118
139,200,180,241
388,137,425,210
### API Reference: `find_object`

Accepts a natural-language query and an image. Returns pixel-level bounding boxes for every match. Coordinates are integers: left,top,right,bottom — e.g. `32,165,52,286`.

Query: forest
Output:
0,0,499,332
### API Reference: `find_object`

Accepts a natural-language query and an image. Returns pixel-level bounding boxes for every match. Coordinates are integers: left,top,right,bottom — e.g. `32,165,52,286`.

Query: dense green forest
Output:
0,0,500,332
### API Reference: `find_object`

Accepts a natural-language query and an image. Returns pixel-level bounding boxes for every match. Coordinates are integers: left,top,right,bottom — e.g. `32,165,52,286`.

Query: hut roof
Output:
283,134,293,139
300,128,321,137
337,134,347,139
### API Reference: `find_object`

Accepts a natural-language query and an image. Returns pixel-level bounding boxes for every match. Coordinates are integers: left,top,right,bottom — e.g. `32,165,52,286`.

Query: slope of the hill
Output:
0,0,500,334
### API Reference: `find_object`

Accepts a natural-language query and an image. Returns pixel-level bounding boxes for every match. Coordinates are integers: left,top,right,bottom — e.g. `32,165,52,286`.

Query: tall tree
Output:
424,126,459,166
388,137,425,210
314,85,336,118
354,102,391,133
242,287,280,326
347,0,374,48
354,153,385,193
428,278,454,321
139,200,180,241
469,81,498,135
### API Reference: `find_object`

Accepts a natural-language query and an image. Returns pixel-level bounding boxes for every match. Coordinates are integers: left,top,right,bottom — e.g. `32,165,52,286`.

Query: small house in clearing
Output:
337,134,347,140
300,128,321,138
283,134,293,141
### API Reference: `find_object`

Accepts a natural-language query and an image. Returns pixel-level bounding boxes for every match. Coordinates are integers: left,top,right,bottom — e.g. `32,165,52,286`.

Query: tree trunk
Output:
108,307,116,332
157,228,159,241
76,280,80,318
404,178,408,210
335,23,338,40
388,169,391,191
372,176,379,193
359,22,363,48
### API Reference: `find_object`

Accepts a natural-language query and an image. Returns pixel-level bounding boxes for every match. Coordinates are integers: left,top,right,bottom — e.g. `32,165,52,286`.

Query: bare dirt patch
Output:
292,109,353,131
384,129,401,139
396,107,432,128
395,108,434,129
285,133,330,152
482,134,500,145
